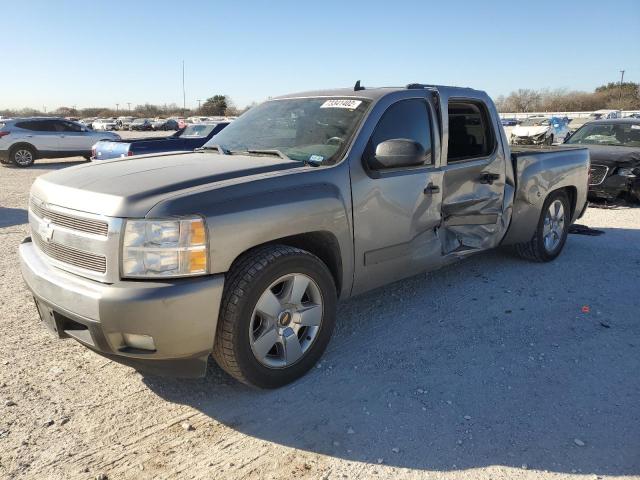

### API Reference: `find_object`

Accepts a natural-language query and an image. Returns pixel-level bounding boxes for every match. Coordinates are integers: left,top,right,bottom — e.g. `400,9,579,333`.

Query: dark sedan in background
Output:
91,122,229,160
565,119,640,202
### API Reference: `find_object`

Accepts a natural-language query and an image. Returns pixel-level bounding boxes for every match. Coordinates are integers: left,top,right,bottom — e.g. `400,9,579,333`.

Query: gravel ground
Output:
0,155,639,480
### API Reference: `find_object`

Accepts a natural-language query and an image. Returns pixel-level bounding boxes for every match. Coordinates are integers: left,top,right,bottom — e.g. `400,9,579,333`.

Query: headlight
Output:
617,167,637,177
121,217,208,278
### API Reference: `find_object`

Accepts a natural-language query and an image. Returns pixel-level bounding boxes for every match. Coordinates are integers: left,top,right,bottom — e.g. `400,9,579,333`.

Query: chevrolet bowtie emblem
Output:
40,220,55,243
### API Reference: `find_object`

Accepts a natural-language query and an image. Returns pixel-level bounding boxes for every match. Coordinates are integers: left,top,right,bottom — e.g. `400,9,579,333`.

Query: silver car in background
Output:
0,117,120,167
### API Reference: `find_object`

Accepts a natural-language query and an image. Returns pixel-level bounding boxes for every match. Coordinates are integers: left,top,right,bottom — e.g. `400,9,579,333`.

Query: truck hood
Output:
511,125,549,137
32,152,305,217
585,144,640,168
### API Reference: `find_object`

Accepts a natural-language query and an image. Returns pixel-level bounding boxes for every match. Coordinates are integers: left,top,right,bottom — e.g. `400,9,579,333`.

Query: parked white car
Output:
92,118,117,130
0,117,120,167
589,109,621,120
510,117,570,145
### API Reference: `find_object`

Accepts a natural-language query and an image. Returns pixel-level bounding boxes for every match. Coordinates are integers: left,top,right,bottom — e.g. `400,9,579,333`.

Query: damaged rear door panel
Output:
439,97,515,255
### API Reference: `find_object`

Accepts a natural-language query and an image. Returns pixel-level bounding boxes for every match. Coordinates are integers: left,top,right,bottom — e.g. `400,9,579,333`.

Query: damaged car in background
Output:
510,116,570,145
565,118,640,202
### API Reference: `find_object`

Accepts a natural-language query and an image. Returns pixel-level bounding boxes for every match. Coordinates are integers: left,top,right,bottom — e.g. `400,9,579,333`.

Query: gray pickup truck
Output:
20,83,589,388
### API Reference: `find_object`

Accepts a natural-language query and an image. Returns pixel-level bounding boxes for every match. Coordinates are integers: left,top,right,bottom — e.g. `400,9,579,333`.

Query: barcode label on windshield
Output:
320,99,362,109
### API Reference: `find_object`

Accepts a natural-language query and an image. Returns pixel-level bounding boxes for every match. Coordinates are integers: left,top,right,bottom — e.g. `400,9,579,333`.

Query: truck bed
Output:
502,144,590,245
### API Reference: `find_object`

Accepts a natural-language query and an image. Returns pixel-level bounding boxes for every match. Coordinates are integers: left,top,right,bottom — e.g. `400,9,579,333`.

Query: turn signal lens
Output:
190,220,206,245
188,249,208,274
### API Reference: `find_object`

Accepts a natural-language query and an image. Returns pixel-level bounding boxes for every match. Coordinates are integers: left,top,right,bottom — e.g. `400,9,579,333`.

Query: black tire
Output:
213,245,337,388
515,190,570,262
10,145,36,168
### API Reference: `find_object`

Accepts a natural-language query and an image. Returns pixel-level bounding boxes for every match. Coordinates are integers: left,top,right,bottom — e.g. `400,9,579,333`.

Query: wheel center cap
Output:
278,310,293,327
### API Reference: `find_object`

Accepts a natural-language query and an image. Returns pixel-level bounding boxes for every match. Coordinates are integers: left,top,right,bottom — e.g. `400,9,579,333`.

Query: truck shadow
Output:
0,207,28,227
143,226,640,475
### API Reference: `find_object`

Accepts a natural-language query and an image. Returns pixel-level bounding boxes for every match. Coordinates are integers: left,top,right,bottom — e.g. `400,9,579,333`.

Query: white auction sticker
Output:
320,99,362,109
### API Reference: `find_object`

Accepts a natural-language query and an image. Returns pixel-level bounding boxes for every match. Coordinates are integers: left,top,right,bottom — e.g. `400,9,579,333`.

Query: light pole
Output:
182,60,186,114
116,103,119,112
197,99,202,111
127,102,131,112
619,70,626,107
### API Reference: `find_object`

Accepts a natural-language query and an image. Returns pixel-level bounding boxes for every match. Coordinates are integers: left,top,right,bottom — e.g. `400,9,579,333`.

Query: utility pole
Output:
116,103,119,112
127,102,132,112
182,60,186,113
197,99,202,111
619,69,625,107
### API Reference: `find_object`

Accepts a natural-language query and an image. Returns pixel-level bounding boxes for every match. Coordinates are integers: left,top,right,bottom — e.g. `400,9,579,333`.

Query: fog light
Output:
122,333,156,351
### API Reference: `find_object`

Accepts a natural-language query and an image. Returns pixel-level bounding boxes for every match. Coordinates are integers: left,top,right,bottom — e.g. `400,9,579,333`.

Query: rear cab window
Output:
447,101,496,162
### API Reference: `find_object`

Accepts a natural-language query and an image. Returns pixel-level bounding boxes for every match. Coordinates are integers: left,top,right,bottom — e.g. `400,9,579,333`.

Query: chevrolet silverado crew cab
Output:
20,83,590,388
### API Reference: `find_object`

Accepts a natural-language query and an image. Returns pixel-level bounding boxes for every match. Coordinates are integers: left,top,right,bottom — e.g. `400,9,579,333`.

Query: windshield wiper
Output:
243,149,322,167
198,144,230,155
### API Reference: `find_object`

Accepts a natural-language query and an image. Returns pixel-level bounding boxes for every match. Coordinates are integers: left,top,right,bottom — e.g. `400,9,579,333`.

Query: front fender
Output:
147,165,354,298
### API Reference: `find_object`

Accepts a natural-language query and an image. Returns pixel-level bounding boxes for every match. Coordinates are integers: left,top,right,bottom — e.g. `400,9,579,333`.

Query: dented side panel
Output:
501,146,590,245
437,89,515,255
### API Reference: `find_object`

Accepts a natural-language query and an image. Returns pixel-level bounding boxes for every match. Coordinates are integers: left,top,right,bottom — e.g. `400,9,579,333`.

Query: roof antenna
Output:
354,80,365,91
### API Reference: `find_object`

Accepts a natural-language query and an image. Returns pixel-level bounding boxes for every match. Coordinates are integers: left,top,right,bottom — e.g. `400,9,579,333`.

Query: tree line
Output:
0,95,252,119
3,83,639,118
495,82,640,113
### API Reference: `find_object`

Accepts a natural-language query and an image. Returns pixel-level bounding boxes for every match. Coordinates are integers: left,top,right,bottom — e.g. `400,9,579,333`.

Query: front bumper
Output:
19,237,225,377
588,174,640,201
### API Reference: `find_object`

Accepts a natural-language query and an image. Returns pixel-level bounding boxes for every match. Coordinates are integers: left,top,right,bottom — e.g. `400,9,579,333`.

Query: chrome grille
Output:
33,232,107,273
30,199,108,236
589,165,609,186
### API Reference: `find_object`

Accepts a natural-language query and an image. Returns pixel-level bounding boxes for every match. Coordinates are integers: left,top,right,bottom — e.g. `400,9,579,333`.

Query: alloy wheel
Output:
542,199,565,252
14,149,33,166
249,273,323,369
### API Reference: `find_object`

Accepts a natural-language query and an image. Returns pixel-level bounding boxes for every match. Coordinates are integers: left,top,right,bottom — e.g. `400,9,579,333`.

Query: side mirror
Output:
369,139,426,169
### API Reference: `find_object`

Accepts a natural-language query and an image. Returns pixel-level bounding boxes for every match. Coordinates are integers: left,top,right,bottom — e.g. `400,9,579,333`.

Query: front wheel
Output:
515,190,570,262
213,245,337,388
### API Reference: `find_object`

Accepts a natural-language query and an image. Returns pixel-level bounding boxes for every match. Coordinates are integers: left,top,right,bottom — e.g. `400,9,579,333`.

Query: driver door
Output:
350,96,444,295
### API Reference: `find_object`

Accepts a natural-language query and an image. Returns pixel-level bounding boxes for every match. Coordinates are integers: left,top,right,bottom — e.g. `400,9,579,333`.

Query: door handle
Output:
424,182,440,194
479,172,500,184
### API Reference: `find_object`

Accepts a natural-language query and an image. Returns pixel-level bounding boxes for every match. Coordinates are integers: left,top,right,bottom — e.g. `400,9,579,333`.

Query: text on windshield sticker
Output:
320,99,362,109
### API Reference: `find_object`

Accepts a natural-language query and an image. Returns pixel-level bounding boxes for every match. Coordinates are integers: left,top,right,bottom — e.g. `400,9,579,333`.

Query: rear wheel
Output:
515,190,570,262
213,245,337,388
10,145,36,167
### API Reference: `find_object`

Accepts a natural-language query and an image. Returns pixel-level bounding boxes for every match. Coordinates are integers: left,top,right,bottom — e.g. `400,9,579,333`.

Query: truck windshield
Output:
566,123,640,147
204,97,371,164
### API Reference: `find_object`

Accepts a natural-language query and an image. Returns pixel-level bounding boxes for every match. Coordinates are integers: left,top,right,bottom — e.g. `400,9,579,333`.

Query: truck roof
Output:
274,84,483,101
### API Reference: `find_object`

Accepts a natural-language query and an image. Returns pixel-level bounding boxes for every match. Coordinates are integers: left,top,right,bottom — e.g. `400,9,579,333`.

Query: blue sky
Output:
1,0,638,110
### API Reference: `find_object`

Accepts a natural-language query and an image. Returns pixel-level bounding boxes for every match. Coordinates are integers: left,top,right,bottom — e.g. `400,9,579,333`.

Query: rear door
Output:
350,94,444,295
440,98,510,254
24,120,61,153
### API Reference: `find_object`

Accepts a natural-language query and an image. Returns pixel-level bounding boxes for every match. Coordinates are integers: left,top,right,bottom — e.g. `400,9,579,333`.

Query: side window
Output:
61,121,83,132
15,121,38,131
447,101,495,162
32,120,57,132
366,99,432,169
